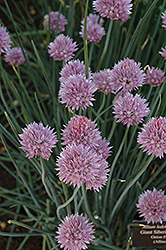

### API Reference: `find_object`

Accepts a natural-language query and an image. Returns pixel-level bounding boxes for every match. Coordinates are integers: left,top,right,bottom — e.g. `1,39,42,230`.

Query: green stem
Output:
123,0,160,58
81,185,112,242
7,220,54,235
40,157,53,200
96,19,113,71
108,154,155,226
84,0,89,78
12,65,38,118
102,126,129,221
0,131,41,209
88,43,94,67
40,157,59,207
31,40,67,123
61,182,72,215
57,186,80,220
147,78,166,119
4,111,20,140
95,103,112,121
79,107,82,116
154,93,161,117
5,206,21,250
11,30,47,38
107,119,117,142
146,85,153,101
17,214,44,250
42,235,47,250
97,93,106,118
34,92,47,125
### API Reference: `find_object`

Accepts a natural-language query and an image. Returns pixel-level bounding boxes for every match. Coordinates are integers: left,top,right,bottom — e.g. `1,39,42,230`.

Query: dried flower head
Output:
145,66,165,86
59,74,97,110
61,116,111,159
113,93,150,127
56,144,109,191
48,34,78,62
0,24,12,55
80,13,105,43
43,11,67,33
59,59,92,84
108,58,145,95
19,122,58,160
136,188,166,224
161,10,166,30
93,0,132,20
137,117,166,159
56,213,95,250
5,47,26,66
93,68,112,94
159,46,166,60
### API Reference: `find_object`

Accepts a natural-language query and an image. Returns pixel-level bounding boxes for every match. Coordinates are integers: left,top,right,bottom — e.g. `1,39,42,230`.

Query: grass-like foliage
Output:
0,0,166,249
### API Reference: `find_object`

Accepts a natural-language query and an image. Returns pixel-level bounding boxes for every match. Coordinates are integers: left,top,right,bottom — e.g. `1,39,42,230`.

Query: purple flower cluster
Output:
59,74,97,110
137,117,166,159
56,213,95,250
113,93,150,127
136,188,166,224
48,34,78,62
93,68,112,94
145,66,165,86
56,116,111,191
5,47,26,66
0,24,12,55
108,58,145,95
59,59,92,83
59,60,96,111
19,122,58,160
80,13,105,43
43,11,67,33
56,143,109,191
93,0,132,20
61,116,111,159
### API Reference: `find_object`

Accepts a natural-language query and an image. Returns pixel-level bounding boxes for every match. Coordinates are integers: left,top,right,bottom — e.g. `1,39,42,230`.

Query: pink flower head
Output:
0,24,12,55
161,10,166,30
80,13,105,43
59,74,97,110
108,58,145,95
19,122,58,160
145,66,165,86
43,11,67,33
93,0,132,20
56,213,95,250
59,59,92,84
5,47,26,66
159,46,166,60
61,116,112,159
48,34,78,62
56,143,109,191
113,93,150,127
137,117,166,159
93,68,113,94
136,188,166,224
